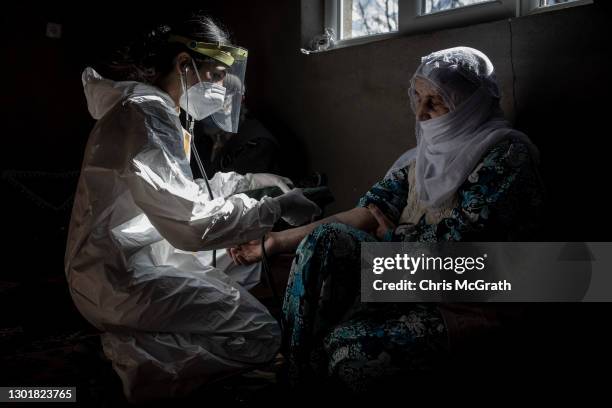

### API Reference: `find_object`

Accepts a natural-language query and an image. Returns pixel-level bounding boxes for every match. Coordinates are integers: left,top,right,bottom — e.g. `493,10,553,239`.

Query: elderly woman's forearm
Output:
273,207,376,254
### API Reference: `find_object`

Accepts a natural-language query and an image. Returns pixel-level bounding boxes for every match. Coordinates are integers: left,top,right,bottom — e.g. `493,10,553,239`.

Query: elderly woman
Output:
229,47,543,390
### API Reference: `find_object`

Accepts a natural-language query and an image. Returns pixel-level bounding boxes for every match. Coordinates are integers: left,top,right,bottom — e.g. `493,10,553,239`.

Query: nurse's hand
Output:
248,173,294,193
228,233,277,265
274,188,321,226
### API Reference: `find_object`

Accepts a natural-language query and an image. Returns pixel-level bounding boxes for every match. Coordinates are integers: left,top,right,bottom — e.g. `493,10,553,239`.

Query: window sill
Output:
333,31,401,50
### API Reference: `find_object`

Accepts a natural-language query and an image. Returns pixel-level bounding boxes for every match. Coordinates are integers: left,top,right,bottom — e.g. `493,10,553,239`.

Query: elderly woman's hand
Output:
227,240,261,265
227,233,278,265
367,204,396,240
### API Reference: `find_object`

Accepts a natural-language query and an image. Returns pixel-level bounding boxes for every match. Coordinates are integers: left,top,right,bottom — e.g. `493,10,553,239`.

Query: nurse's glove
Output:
248,173,294,193
274,188,321,226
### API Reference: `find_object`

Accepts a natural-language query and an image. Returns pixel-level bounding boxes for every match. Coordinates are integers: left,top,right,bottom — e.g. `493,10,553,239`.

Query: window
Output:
520,0,592,15
317,0,592,49
521,0,593,14
541,0,577,6
423,0,493,15
342,0,399,40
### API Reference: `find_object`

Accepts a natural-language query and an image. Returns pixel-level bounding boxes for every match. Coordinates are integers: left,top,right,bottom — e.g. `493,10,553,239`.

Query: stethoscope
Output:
183,65,217,268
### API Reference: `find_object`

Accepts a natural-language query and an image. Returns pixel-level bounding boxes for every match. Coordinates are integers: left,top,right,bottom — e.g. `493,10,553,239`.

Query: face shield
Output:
170,35,248,133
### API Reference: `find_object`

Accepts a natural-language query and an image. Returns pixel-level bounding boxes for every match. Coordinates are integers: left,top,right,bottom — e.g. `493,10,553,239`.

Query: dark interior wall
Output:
510,6,611,240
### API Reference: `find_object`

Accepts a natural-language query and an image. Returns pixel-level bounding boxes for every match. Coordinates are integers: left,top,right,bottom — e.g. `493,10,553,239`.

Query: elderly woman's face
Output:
413,77,450,121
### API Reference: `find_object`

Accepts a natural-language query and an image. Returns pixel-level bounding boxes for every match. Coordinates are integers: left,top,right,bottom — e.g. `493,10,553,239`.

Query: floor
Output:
0,275,291,407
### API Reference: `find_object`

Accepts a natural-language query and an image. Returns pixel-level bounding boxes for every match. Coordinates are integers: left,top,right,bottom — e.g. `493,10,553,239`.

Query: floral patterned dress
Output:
281,138,543,390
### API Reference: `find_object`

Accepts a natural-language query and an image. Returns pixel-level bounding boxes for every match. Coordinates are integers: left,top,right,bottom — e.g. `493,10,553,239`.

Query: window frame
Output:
319,0,593,50
519,0,592,16
402,0,517,36
324,0,401,47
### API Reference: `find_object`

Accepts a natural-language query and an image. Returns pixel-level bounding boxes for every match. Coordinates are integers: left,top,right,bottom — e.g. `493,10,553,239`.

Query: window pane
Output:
539,0,578,6
342,0,399,40
422,0,491,14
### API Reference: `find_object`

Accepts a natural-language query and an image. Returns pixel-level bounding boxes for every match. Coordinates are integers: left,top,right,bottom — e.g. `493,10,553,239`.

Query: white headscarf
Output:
391,47,538,208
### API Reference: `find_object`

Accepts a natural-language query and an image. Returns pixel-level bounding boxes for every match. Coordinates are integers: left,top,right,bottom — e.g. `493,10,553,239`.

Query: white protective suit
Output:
65,68,286,401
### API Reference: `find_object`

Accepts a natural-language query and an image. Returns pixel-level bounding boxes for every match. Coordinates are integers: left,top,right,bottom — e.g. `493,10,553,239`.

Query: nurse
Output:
65,13,319,402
